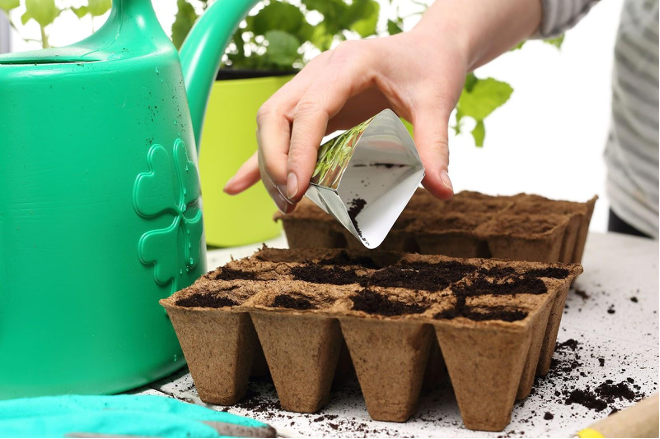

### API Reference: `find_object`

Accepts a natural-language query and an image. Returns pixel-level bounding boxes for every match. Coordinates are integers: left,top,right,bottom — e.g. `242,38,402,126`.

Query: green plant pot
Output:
199,71,294,247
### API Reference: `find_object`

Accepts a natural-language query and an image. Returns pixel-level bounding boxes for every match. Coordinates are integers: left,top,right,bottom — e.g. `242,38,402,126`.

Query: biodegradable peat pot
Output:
199,69,295,247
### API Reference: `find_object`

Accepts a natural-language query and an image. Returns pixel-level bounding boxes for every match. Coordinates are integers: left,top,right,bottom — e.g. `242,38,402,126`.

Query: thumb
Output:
412,107,454,200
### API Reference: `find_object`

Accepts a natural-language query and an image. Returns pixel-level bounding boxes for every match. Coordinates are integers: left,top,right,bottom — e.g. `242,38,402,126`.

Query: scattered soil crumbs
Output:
556,339,579,351
543,412,554,420
176,292,237,308
575,289,590,300
630,296,639,303
528,337,651,419
607,305,616,314
351,289,427,317
271,294,315,310
565,389,608,411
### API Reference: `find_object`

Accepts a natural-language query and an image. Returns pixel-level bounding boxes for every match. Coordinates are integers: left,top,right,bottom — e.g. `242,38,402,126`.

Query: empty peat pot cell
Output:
161,247,584,432
409,214,494,258
477,214,569,263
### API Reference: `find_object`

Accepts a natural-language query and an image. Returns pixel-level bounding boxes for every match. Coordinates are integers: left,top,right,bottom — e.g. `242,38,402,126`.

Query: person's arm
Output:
224,0,543,213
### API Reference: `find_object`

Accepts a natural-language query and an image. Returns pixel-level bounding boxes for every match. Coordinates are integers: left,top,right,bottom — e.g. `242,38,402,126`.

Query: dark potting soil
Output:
478,266,570,281
271,293,315,310
630,296,639,303
607,305,616,314
453,276,548,297
434,306,528,322
347,198,367,237
523,267,570,279
211,267,258,281
176,291,238,308
293,260,476,292
478,266,517,278
290,265,362,285
543,412,554,420
362,261,476,292
351,289,427,317
318,250,384,269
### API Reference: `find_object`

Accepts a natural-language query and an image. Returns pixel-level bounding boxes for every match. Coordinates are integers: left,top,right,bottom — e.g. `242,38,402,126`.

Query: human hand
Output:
223,0,542,213
223,28,468,213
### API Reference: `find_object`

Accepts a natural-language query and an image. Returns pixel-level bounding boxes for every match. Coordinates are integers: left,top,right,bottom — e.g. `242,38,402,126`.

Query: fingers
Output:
286,42,376,201
241,54,335,212
325,87,392,134
412,104,454,200
223,151,260,195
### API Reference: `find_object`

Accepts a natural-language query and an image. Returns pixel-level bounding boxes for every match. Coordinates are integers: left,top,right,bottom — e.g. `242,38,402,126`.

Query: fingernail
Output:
269,186,295,214
286,172,298,200
440,169,453,192
223,176,236,192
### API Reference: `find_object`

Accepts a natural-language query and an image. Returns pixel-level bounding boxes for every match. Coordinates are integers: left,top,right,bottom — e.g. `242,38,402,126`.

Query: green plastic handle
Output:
180,0,262,151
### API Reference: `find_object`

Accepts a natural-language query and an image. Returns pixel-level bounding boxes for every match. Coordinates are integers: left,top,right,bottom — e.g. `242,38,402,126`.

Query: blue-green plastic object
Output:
0,0,261,399
0,395,276,438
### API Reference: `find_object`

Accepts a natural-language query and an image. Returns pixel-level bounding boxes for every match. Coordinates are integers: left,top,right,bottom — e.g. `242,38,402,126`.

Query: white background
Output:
7,0,624,232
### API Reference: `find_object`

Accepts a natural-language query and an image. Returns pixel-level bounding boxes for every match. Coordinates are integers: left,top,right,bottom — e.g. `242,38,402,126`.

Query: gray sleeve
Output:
537,0,601,38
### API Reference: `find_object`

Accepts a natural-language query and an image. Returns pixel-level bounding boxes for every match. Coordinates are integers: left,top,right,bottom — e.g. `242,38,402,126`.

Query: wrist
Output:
408,20,473,72
411,0,543,71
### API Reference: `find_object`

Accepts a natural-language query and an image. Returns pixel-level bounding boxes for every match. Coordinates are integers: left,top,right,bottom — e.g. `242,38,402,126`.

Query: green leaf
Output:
25,0,60,27
302,0,347,18
387,19,403,35
349,0,379,38
510,40,525,51
20,10,30,25
252,2,305,36
457,77,513,121
172,0,198,50
88,0,111,17
310,22,334,51
265,30,300,67
298,21,315,42
0,0,19,13
463,72,478,93
71,6,89,18
471,120,485,147
543,34,564,49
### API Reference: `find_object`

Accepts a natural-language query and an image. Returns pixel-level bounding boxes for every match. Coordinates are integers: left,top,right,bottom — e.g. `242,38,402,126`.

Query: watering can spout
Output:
180,0,262,152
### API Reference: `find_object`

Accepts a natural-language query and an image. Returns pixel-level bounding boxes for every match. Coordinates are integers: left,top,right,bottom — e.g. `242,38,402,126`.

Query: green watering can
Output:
0,0,261,399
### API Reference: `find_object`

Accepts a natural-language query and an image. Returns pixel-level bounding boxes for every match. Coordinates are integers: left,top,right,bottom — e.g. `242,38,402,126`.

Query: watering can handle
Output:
180,0,262,152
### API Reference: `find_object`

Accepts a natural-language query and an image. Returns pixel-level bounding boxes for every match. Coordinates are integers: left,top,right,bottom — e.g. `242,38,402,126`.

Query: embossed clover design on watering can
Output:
0,0,262,399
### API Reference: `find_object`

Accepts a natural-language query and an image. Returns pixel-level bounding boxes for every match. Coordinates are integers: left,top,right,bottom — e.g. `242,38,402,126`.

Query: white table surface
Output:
132,232,659,438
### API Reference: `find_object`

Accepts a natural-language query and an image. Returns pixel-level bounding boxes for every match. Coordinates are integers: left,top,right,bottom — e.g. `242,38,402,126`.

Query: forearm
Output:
413,0,543,71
